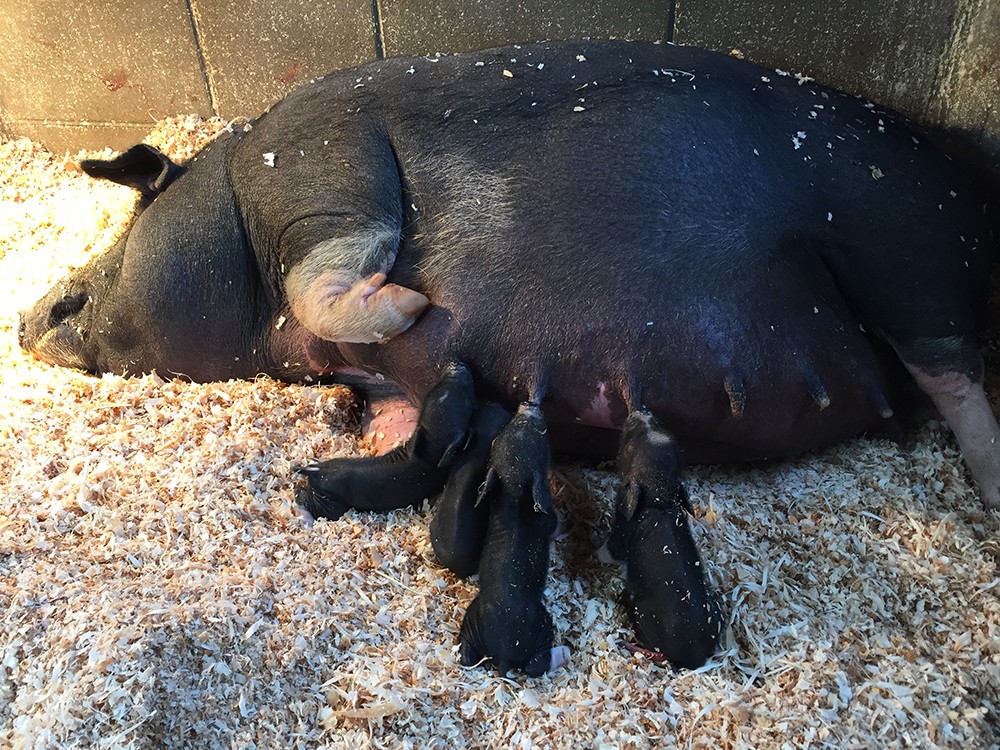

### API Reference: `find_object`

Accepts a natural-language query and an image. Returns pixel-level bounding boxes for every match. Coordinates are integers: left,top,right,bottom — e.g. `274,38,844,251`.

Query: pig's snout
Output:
18,287,90,354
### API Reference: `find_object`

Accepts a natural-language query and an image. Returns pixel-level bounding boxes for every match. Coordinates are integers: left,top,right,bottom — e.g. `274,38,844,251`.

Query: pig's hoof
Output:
292,270,430,344
295,505,317,528
294,483,349,521
978,482,1000,509
366,283,430,341
375,281,430,316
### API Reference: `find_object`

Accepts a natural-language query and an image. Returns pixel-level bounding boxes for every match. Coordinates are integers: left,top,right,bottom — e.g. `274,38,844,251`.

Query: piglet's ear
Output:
80,144,183,198
532,475,552,515
475,469,498,507
622,481,641,521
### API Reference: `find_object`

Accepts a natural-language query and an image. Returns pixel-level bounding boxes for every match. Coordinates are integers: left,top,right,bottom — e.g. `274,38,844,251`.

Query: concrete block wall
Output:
0,0,997,172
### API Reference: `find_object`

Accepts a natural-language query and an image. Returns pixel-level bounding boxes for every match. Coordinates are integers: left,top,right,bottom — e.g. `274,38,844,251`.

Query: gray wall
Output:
0,0,997,173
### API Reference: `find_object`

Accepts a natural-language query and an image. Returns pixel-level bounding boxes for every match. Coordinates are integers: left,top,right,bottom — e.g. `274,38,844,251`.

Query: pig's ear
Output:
80,144,183,198
475,468,498,507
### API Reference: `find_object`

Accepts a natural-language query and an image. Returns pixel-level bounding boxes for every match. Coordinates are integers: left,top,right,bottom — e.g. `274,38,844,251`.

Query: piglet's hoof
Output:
595,542,622,565
549,645,571,672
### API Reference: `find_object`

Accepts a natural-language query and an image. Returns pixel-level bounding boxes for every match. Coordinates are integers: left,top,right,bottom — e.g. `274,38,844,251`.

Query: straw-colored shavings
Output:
0,118,997,749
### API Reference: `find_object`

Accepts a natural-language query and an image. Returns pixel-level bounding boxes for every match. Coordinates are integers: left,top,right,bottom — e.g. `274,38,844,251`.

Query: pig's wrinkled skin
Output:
15,40,1000,672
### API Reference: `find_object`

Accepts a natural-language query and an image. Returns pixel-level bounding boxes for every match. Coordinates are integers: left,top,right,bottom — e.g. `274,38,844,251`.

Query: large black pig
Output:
18,40,1000,670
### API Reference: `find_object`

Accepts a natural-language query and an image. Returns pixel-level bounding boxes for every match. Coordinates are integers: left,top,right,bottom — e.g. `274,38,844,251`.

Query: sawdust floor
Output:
0,119,998,749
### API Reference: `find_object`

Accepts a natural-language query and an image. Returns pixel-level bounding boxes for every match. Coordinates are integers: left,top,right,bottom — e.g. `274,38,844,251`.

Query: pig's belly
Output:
476,322,900,463
365,282,903,464
342,213,918,464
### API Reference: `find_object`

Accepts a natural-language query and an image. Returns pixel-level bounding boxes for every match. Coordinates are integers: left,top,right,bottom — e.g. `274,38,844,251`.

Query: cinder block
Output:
673,0,954,119
0,0,212,145
2,120,152,155
191,0,377,118
379,0,670,57
927,0,1000,166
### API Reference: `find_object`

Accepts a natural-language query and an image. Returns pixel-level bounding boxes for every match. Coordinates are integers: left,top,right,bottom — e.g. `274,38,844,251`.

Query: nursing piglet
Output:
429,402,511,578
458,403,569,676
605,411,723,670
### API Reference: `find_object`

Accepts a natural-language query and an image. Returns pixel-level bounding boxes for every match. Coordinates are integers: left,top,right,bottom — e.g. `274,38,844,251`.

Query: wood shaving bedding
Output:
0,118,998,749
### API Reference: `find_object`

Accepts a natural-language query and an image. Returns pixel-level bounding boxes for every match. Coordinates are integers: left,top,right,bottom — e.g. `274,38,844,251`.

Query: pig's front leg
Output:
294,363,476,519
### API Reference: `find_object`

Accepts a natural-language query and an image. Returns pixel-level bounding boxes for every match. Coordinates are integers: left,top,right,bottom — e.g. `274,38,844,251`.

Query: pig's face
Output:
18,143,288,382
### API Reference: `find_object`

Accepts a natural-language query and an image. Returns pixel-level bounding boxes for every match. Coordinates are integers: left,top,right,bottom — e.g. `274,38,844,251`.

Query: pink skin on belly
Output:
574,381,617,429
362,396,421,453
349,376,620,456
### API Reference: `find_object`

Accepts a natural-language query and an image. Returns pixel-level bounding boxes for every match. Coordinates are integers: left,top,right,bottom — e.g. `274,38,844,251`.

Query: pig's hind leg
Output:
831,272,999,507
901,350,1000,508
819,211,999,507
